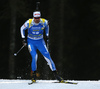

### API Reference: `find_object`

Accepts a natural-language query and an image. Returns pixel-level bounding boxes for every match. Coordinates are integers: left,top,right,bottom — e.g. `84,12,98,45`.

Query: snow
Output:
0,79,100,89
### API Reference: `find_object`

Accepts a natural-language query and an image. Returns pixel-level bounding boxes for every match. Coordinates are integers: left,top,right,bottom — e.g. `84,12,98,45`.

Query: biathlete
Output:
20,11,64,83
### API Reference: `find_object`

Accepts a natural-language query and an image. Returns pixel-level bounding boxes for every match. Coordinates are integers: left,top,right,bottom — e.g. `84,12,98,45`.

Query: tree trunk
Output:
57,0,64,74
9,0,17,78
48,0,65,75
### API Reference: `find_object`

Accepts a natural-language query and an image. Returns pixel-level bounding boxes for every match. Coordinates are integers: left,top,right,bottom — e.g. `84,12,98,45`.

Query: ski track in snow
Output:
0,79,100,89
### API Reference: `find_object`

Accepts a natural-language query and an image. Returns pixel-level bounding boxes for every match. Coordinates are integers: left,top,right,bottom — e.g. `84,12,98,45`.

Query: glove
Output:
22,38,27,46
46,36,49,49
46,36,49,44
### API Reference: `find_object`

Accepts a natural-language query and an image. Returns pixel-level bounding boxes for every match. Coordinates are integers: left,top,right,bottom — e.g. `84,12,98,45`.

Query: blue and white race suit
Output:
20,18,56,71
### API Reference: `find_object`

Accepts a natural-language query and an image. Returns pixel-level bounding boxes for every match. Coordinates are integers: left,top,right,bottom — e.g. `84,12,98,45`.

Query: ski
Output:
54,81,78,84
28,82,36,85
28,80,36,85
65,81,78,84
28,81,78,85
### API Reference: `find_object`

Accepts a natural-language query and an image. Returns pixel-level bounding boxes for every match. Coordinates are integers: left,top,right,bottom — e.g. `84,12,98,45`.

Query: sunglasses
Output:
34,17,40,19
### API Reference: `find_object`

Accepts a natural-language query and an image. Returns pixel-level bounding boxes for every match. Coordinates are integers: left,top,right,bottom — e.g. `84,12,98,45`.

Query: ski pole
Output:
14,45,25,56
36,2,40,10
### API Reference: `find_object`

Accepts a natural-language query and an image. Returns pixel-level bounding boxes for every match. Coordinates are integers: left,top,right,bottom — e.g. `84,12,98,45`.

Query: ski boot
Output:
31,71,36,83
53,71,65,83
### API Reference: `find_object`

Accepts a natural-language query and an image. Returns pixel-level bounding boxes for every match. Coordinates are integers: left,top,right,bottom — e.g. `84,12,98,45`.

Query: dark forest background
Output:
0,0,100,80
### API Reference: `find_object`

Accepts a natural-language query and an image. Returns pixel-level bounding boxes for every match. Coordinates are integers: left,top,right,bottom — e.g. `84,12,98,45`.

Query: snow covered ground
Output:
0,79,100,89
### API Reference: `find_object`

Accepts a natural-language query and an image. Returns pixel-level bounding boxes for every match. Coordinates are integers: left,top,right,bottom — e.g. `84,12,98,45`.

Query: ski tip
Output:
72,83,78,84
28,83,33,85
28,82,36,85
65,81,78,85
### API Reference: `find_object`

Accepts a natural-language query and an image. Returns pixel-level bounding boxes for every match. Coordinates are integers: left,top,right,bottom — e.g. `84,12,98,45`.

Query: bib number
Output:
32,32,39,34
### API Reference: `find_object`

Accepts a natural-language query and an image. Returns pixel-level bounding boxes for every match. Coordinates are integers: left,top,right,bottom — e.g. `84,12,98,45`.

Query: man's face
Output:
34,17,40,23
